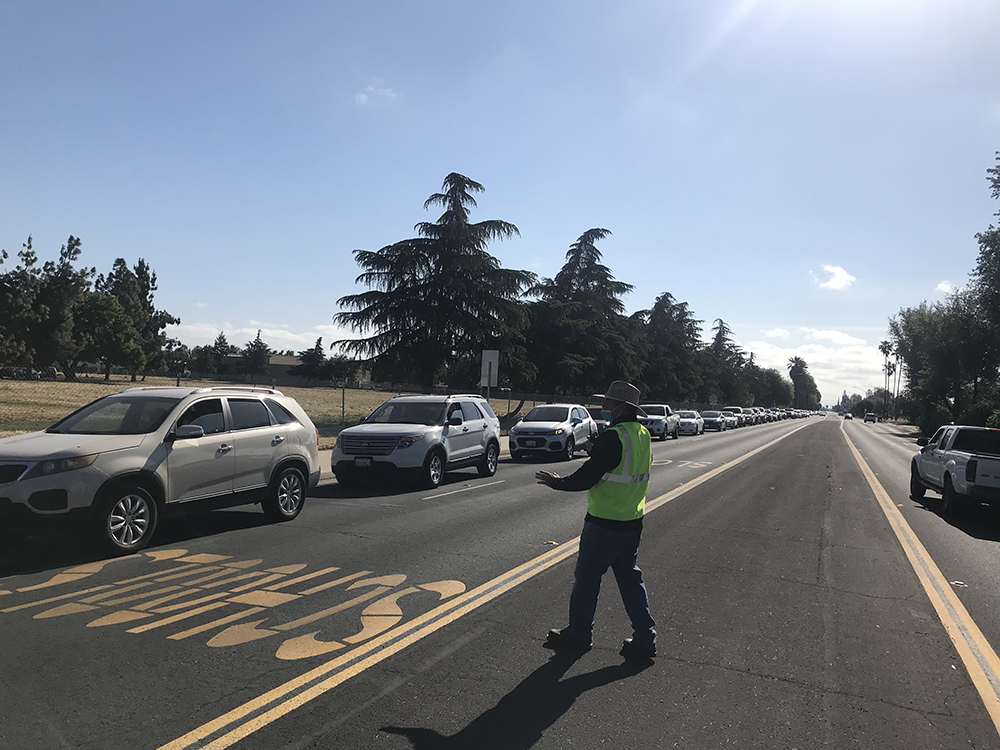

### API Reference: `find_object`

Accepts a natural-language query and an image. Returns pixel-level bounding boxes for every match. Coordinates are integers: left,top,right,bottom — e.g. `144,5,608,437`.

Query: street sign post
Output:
481,350,499,398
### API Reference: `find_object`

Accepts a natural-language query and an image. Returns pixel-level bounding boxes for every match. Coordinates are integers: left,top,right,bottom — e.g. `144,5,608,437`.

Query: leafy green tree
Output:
28,237,96,377
163,340,191,380
96,258,179,380
290,338,327,382
242,330,272,383
786,356,821,409
637,292,703,401
335,173,535,389
212,332,239,374
525,229,643,395
71,292,143,380
320,354,359,382
0,236,41,364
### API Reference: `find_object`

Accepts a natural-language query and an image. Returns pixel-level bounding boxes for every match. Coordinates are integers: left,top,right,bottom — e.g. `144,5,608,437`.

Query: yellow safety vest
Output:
587,421,652,521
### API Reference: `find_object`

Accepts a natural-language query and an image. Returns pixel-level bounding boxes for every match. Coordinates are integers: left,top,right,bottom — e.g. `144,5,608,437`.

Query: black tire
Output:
423,449,445,488
562,436,575,461
478,442,499,477
672,425,680,440
658,427,668,441
95,485,158,554
263,466,306,521
909,464,926,500
942,475,966,519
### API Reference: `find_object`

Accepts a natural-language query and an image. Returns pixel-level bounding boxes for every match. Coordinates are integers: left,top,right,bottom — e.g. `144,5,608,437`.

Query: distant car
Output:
509,403,597,461
0,386,321,553
676,410,704,436
844,412,854,420
864,413,877,423
720,410,739,430
638,404,680,440
331,394,501,489
701,410,726,431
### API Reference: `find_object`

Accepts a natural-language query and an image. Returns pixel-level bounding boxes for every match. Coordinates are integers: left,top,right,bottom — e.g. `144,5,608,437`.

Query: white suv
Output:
0,387,321,553
331,394,501,489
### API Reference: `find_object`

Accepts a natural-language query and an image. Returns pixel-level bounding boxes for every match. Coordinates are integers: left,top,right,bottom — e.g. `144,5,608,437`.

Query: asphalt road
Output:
3,416,1000,749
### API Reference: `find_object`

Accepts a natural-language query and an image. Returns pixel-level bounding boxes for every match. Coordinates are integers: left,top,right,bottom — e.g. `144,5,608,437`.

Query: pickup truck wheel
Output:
263,466,306,522
909,464,926,499
942,476,967,518
672,424,680,440
95,485,158,554
423,449,445,489
478,442,499,477
562,436,575,461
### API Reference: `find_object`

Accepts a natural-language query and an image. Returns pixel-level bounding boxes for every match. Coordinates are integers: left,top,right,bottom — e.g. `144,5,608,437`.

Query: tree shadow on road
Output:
381,650,653,750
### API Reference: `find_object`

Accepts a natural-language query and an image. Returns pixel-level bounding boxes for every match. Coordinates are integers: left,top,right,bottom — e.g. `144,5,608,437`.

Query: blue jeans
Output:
568,519,656,647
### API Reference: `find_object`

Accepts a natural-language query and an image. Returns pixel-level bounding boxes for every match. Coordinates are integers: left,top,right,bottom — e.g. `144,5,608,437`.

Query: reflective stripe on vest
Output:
600,424,651,484
586,421,652,521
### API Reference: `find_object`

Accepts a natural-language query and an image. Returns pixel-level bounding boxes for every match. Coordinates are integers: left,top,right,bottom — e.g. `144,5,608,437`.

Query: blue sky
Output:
2,0,998,405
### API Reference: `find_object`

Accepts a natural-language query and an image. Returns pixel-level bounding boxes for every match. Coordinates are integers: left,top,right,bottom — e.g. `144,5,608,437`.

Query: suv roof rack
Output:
194,386,284,395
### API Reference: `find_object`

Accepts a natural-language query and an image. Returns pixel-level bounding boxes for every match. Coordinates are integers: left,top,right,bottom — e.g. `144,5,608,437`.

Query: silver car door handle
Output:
218,444,233,454
272,436,285,445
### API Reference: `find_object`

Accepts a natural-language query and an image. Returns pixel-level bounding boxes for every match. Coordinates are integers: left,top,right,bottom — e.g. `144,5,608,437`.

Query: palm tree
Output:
878,340,893,418
335,173,535,389
787,356,807,408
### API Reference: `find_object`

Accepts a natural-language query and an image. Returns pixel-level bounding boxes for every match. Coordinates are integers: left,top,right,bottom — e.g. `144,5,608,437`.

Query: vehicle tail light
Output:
967,459,978,484
315,428,320,447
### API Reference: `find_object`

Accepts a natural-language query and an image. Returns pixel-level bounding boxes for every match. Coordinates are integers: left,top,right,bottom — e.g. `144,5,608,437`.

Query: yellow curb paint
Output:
841,423,1000,736
161,422,817,750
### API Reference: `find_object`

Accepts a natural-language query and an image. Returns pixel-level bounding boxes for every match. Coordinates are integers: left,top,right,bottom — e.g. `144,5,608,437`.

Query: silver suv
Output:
0,387,321,553
331,394,501,489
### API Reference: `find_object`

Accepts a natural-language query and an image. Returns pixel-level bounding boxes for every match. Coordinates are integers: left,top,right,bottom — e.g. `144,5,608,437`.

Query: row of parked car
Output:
0,386,819,555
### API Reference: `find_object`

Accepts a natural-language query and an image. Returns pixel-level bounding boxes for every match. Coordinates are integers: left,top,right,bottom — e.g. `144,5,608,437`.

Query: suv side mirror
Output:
448,415,463,426
917,437,929,447
173,424,206,440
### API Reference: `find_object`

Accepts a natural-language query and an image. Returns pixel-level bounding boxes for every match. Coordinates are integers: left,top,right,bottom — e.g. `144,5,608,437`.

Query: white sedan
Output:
676,410,704,435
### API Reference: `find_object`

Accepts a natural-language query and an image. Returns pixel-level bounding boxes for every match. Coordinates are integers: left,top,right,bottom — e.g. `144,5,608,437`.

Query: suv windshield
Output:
367,401,445,426
524,406,570,422
48,396,181,435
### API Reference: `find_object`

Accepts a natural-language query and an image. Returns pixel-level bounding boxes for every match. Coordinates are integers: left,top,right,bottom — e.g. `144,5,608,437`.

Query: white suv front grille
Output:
339,435,398,456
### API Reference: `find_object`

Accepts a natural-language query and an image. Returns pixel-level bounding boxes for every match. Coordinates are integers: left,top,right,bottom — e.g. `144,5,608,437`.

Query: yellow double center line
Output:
841,423,1000,733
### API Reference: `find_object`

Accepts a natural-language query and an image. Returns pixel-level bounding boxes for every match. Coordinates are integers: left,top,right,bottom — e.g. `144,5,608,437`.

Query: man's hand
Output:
535,470,560,487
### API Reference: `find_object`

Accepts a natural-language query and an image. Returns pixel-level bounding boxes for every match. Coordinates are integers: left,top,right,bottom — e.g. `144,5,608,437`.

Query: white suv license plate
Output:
354,457,372,468
525,439,541,448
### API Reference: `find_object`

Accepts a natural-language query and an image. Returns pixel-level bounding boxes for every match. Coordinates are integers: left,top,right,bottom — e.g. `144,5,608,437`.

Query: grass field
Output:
0,377,540,449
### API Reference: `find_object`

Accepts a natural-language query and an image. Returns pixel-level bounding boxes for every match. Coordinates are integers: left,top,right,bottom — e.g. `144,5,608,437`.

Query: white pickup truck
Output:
910,425,1000,516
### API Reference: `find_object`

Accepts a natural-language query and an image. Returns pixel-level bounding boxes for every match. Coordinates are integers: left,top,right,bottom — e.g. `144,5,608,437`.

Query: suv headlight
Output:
23,454,98,480
551,428,565,435
395,434,425,450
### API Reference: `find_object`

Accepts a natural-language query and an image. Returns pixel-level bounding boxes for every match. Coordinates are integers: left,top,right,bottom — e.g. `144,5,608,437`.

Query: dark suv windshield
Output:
49,396,181,435
367,401,446,425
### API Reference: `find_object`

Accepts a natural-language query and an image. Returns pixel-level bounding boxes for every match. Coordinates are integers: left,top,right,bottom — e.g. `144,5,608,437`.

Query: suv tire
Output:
263,465,306,521
96,484,158,554
423,449,445,489
909,464,926,500
478,442,499,477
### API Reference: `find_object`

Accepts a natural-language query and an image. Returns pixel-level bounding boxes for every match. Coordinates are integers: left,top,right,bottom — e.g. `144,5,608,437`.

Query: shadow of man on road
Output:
382,650,653,749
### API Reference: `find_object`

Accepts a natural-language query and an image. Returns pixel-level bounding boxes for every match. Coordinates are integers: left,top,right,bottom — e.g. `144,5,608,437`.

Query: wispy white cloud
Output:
936,281,956,294
798,327,867,346
818,265,857,291
763,328,790,338
355,84,398,106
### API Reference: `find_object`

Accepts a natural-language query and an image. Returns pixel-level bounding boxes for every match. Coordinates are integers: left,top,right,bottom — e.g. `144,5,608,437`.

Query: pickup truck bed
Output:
911,425,1000,517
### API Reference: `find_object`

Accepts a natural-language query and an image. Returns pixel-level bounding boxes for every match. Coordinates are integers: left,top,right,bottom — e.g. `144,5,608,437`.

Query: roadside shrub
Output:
919,403,954,437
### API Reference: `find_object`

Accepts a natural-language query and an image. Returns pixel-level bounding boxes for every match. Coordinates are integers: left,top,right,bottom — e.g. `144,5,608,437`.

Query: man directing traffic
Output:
535,380,656,658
